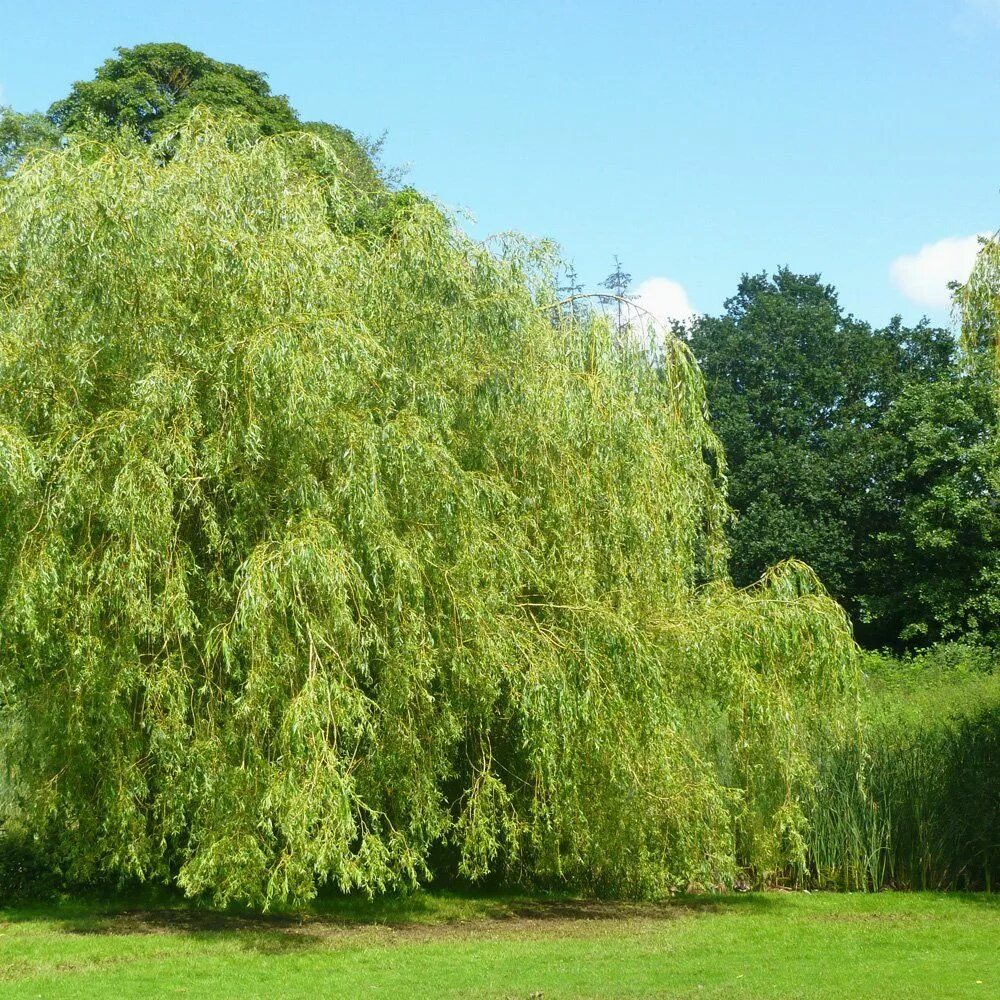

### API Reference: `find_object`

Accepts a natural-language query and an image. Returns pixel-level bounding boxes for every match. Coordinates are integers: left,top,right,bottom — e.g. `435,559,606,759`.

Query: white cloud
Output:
889,234,986,310
624,276,696,331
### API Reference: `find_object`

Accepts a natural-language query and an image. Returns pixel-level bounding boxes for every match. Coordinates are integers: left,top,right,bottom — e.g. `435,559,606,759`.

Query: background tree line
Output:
573,259,998,652
682,268,999,651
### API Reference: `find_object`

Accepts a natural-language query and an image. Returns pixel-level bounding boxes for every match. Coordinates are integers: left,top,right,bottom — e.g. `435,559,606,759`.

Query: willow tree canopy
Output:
0,117,858,905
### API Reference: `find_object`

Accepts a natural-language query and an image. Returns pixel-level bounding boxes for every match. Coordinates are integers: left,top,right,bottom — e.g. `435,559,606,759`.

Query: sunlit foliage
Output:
960,232,1000,361
0,117,858,905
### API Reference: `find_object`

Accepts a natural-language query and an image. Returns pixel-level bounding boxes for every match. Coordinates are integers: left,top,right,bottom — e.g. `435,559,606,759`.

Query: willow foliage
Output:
0,116,859,905
960,232,1000,361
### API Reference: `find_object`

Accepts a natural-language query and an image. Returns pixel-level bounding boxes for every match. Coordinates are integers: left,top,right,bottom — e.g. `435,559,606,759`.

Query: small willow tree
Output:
0,116,859,905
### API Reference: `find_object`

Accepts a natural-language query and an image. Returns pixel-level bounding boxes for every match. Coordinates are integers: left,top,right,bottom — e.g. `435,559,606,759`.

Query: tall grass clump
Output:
807,645,999,890
0,115,860,905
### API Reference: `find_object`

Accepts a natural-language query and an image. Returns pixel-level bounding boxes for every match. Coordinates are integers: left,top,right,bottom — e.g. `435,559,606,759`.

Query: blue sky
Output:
2,0,998,327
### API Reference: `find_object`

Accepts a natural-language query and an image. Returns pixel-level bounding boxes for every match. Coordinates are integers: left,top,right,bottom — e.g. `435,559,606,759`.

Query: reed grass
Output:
804,646,998,891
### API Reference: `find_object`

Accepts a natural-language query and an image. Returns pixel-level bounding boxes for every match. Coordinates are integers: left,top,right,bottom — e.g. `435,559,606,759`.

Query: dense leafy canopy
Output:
0,118,859,905
687,269,990,649
862,364,1000,646
2,43,382,195
48,43,301,139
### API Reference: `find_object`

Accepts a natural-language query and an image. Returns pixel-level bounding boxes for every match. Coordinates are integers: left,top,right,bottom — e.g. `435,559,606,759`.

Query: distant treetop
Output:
0,43,384,194
48,42,300,140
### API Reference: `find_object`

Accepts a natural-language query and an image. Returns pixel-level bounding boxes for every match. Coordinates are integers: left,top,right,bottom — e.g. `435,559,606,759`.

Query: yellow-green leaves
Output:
959,232,1000,365
0,116,859,905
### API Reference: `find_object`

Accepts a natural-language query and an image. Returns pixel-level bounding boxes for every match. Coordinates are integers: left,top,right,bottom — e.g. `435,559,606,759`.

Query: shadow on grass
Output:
3,884,992,955
0,886,786,946
60,917,327,955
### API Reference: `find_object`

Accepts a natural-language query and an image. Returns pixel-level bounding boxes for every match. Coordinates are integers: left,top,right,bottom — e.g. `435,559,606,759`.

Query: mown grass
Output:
0,890,995,998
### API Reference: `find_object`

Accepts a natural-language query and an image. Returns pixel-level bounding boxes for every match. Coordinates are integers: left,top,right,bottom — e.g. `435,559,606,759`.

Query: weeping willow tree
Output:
959,232,1000,358
0,115,859,905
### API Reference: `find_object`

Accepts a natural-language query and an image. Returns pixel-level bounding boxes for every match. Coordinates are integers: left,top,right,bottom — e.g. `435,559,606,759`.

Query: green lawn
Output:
0,891,995,998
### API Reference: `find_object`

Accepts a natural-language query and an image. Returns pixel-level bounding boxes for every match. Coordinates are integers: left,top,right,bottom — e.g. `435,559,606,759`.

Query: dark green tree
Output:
688,268,961,647
861,361,1000,646
48,42,300,139
2,43,383,195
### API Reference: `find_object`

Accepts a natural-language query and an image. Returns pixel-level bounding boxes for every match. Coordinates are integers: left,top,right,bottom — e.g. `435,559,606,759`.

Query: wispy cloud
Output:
889,234,986,311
